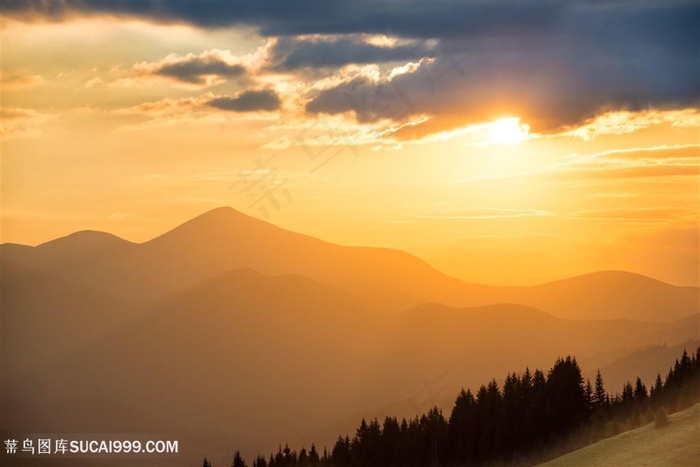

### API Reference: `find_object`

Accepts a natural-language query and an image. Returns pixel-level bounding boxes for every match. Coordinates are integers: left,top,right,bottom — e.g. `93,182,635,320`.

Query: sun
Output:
484,117,530,145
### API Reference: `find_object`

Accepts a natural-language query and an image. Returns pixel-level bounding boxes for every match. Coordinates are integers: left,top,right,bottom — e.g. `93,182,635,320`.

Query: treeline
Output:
205,346,700,467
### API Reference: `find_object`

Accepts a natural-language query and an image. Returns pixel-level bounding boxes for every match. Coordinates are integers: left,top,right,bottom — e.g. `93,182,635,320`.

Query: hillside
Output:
3,275,697,462
540,403,700,466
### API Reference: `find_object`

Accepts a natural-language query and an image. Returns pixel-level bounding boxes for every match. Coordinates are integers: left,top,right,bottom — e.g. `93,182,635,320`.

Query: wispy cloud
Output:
457,143,700,184
585,192,638,199
424,208,554,220
566,207,697,223
562,109,699,141
0,108,50,139
1,72,48,91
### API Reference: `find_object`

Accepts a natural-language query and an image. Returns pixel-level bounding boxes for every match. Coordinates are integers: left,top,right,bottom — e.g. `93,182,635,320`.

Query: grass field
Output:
540,403,700,466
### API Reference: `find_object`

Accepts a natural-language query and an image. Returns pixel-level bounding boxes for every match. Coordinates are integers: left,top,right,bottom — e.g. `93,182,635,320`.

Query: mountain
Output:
386,303,700,398
3,269,697,464
2,206,699,464
2,207,698,320
506,271,700,321
1,207,488,311
2,269,391,463
582,339,700,392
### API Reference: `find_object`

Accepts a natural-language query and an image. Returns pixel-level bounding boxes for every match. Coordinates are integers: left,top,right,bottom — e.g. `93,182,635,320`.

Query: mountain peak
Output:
147,207,272,242
38,230,133,251
541,270,673,288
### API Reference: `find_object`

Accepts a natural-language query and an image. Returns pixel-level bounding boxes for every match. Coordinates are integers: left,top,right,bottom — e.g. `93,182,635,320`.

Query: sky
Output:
1,0,699,286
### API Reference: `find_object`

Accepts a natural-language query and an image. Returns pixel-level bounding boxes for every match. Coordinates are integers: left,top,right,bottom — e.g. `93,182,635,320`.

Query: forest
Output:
207,346,700,467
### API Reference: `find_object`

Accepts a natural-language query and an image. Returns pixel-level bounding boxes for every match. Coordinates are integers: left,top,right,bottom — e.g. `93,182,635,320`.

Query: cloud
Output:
306,31,698,136
4,1,698,136
566,207,696,223
572,165,699,181
579,144,700,161
424,208,554,220
559,144,700,181
207,89,281,112
564,109,699,140
133,49,246,87
114,89,281,129
267,36,434,70
0,107,50,139
117,95,213,117
1,73,48,91
457,143,700,185
0,1,569,36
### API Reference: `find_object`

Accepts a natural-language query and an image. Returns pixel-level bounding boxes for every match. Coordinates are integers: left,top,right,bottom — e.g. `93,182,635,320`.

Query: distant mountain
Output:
506,271,700,321
2,207,698,320
583,339,700,392
387,302,699,395
3,268,697,463
2,269,390,462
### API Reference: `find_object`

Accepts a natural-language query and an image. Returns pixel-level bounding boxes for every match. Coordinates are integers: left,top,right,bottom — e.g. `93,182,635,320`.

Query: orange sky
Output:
2,13,699,286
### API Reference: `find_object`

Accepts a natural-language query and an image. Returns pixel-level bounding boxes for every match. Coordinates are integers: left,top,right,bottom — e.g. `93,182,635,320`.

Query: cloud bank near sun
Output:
3,1,698,140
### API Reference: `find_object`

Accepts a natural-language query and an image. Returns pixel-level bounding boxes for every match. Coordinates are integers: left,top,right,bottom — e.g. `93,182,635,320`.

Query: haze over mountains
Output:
2,207,699,465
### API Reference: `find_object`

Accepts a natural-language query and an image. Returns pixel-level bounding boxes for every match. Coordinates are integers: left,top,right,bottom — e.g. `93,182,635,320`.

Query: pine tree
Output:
232,450,247,467
585,379,593,411
308,444,320,463
633,377,647,401
653,373,663,395
622,381,634,402
203,458,212,467
298,447,308,465
593,370,607,409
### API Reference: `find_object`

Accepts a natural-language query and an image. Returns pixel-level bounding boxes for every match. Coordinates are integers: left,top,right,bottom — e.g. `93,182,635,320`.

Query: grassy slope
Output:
540,403,700,467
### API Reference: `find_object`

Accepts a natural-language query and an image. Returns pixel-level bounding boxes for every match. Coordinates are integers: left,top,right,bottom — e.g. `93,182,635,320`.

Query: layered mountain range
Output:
2,207,698,465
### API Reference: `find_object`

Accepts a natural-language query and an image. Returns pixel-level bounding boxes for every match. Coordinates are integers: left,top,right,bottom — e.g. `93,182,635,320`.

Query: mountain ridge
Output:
2,206,698,320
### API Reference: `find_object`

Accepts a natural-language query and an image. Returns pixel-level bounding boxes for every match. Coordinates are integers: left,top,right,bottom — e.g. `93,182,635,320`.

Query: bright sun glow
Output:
485,117,530,145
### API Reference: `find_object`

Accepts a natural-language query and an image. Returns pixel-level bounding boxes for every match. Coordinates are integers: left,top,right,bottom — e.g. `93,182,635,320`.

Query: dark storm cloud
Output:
207,89,281,112
5,0,698,134
1,0,568,38
153,57,246,85
268,37,434,70
301,2,699,135
306,34,698,136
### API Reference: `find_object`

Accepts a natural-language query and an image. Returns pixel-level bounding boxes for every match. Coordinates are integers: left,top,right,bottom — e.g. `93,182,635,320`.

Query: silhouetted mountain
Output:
506,271,700,321
2,207,697,320
3,268,697,463
2,207,699,465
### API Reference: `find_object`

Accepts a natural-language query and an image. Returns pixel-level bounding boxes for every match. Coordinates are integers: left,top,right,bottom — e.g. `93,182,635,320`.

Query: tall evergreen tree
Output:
308,444,320,463
232,450,247,467
633,377,647,401
546,357,588,437
593,370,607,409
